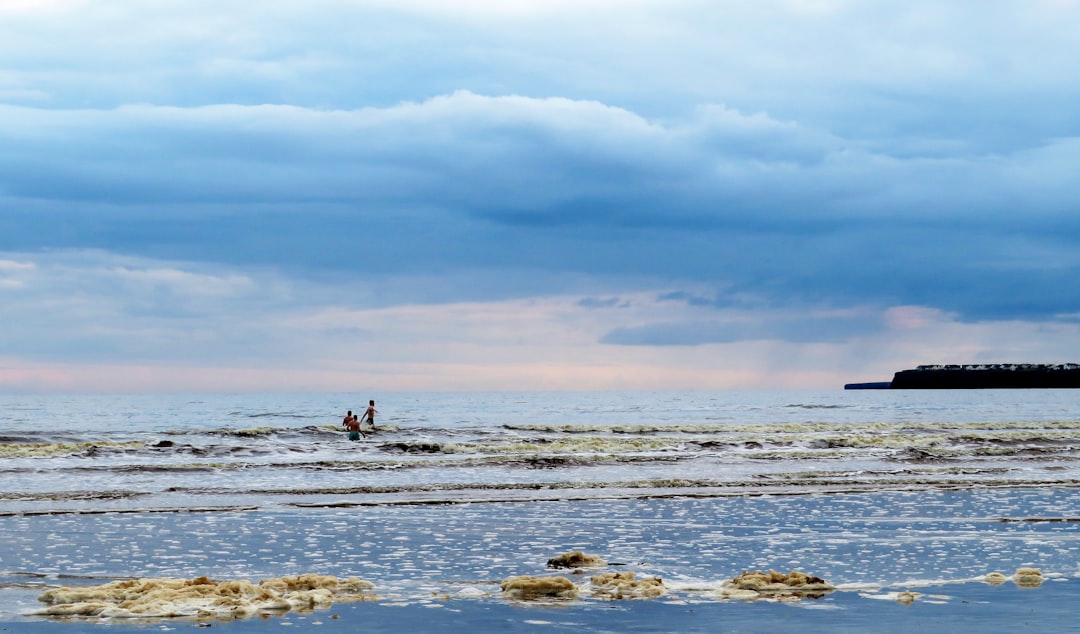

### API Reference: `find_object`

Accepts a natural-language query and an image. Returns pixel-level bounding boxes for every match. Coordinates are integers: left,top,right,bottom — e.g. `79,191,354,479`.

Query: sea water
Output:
1,390,1079,630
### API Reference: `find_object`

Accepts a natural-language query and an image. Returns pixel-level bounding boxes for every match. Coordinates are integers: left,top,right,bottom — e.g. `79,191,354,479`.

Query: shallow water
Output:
1,390,1079,629
1,492,1077,630
3,491,1078,587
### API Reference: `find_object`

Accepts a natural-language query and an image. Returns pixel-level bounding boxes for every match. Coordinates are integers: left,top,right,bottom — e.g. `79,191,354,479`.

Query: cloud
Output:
0,251,282,361
578,297,626,309
3,90,1080,324
602,303,882,346
4,248,1080,393
3,1,1080,390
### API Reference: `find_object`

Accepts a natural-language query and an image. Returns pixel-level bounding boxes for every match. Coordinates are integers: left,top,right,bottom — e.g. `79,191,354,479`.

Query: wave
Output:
0,441,145,458
8,461,1080,513
0,490,148,502
502,419,1080,435
0,505,261,518
5,424,1080,467
230,411,324,419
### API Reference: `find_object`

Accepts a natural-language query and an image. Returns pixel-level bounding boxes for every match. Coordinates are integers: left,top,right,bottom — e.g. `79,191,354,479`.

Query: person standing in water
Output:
362,400,378,431
343,410,365,440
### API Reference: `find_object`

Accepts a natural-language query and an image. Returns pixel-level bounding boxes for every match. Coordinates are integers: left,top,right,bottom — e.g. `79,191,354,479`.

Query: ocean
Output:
1,389,1078,632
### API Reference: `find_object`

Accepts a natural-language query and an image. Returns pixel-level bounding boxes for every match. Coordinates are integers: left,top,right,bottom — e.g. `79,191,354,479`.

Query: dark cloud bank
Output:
2,94,1079,339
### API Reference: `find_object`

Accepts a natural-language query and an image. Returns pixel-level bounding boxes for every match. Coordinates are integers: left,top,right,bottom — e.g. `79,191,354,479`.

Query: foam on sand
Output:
34,574,375,620
589,571,665,599
1013,567,1044,588
546,550,606,569
720,570,835,600
500,576,579,601
983,568,1044,588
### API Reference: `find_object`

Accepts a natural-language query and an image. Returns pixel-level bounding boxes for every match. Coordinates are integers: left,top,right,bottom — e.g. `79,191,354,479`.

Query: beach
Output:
2,390,1078,631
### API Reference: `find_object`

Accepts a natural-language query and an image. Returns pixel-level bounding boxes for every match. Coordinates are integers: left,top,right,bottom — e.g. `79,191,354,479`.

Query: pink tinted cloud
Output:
883,305,952,330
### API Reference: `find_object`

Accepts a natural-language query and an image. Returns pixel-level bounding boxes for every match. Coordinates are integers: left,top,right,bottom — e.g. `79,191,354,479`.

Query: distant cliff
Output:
846,363,1080,390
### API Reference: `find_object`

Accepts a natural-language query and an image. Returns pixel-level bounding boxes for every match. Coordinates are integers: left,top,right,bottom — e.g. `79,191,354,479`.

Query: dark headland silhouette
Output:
845,363,1080,390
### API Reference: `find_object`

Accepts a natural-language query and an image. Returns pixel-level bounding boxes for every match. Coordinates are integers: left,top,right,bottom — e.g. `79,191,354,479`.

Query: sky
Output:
2,0,1080,393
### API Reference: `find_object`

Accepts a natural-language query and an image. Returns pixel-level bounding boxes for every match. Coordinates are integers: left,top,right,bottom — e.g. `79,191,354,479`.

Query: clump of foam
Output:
500,576,579,601
859,590,924,604
547,550,606,569
1013,568,1043,588
589,571,665,599
985,572,1009,585
34,574,375,620
720,570,834,599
